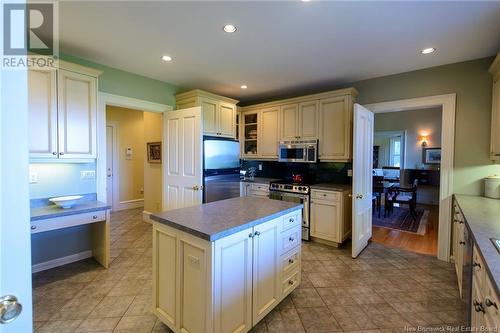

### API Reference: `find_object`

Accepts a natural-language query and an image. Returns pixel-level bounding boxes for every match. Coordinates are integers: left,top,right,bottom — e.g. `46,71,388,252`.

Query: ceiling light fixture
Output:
161,55,172,62
241,85,248,89
421,47,436,55
301,0,311,2
223,24,237,33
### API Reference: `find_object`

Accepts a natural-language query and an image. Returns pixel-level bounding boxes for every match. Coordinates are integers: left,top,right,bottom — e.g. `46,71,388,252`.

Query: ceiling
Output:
59,1,500,103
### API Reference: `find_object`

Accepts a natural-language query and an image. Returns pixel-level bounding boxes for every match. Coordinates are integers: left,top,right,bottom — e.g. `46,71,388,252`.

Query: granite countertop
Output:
241,177,281,184
454,194,500,296
31,201,111,221
151,197,303,241
310,183,352,192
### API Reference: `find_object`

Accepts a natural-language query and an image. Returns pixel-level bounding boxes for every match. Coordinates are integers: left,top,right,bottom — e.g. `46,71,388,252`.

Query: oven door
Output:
278,145,306,162
269,190,310,240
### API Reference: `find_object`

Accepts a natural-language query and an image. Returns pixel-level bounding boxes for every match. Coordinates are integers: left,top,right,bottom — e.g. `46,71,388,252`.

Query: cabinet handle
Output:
289,218,294,223
459,241,466,245
52,152,57,155
288,258,295,264
254,231,261,237
59,152,65,156
92,215,98,219
248,233,254,238
473,300,485,313
485,298,498,309
289,236,295,242
288,280,295,285
30,226,36,230
473,261,481,269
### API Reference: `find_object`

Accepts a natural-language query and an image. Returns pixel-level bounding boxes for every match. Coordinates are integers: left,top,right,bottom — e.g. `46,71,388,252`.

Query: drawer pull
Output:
322,194,327,197
485,298,498,309
459,241,466,245
473,261,481,269
92,215,98,219
249,233,254,238
288,258,295,264
289,218,294,223
289,237,295,242
254,231,261,237
30,226,36,230
288,280,295,286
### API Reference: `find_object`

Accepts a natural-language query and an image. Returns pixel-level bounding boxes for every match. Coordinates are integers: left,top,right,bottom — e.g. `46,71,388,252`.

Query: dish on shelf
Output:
49,195,83,209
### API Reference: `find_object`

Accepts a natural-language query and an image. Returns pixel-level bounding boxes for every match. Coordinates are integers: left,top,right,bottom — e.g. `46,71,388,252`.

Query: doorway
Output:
366,94,456,262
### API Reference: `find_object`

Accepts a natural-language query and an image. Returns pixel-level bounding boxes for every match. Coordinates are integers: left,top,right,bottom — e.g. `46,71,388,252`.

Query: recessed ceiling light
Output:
161,55,172,62
223,24,237,33
301,0,311,2
241,85,248,89
421,47,436,55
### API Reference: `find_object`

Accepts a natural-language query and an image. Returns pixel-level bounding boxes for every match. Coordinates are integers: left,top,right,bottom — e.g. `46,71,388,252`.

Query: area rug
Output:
373,206,429,235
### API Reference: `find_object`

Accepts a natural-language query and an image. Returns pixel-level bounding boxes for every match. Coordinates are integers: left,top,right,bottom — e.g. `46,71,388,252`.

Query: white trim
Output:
115,199,144,211
366,93,456,262
32,250,92,273
97,92,173,204
142,210,153,224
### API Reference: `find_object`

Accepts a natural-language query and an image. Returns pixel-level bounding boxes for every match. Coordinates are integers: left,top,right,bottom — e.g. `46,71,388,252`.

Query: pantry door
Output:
0,67,33,331
163,107,203,210
352,104,374,258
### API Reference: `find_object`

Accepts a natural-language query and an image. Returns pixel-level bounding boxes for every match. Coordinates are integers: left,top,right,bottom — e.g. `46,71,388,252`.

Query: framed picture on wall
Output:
423,147,441,164
147,142,162,163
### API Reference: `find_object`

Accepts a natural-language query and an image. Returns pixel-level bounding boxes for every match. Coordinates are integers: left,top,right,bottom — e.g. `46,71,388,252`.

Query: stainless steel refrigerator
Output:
203,137,241,203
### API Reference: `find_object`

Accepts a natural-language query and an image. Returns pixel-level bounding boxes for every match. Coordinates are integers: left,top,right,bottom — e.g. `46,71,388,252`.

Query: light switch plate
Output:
29,171,38,184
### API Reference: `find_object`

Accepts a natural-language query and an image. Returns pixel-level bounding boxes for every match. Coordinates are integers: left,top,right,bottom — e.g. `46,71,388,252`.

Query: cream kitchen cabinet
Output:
310,189,352,245
280,101,319,140
240,182,269,198
28,62,100,159
489,53,500,160
241,107,280,159
318,95,353,161
175,90,239,139
152,205,302,333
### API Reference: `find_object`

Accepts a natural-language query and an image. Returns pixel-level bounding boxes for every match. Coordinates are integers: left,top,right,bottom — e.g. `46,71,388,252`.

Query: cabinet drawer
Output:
473,245,485,288
31,210,107,234
247,190,269,198
311,190,340,202
483,274,500,329
280,227,301,255
281,247,300,276
250,183,269,192
282,211,301,231
281,268,300,297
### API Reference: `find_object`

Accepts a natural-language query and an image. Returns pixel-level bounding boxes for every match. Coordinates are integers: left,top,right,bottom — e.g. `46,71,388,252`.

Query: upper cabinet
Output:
489,53,500,160
240,88,357,161
28,61,101,159
175,90,239,139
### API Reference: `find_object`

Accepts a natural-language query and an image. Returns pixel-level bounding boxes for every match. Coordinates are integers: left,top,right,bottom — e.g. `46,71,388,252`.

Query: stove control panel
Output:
270,183,310,194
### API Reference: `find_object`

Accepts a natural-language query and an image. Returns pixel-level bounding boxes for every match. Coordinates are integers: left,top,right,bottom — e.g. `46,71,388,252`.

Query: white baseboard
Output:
142,210,153,224
32,250,92,273
115,198,144,211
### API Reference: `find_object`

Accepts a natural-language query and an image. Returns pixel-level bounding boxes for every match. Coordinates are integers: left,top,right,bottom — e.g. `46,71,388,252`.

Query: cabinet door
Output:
280,103,298,140
242,112,259,158
201,97,218,136
319,96,352,160
299,100,319,140
213,227,253,333
218,102,236,138
490,78,500,159
252,218,280,324
310,201,341,242
28,69,58,158
260,107,280,158
57,70,97,158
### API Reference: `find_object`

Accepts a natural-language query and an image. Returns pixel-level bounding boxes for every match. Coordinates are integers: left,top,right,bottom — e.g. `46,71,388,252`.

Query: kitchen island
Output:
150,197,303,333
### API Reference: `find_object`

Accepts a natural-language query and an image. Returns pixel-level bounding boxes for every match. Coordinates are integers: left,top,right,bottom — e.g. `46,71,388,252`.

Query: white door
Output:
163,107,203,210
1,64,33,331
252,219,280,324
57,70,97,158
106,125,114,208
352,103,374,258
213,227,253,333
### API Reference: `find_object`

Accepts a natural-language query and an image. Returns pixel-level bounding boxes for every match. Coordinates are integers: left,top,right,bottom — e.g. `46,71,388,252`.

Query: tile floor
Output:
33,208,466,333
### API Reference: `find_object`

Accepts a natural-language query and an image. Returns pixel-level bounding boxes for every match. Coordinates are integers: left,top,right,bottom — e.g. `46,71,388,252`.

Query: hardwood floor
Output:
371,204,439,256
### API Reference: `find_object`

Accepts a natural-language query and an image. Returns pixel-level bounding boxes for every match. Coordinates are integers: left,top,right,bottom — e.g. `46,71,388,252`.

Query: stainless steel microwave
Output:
278,140,318,163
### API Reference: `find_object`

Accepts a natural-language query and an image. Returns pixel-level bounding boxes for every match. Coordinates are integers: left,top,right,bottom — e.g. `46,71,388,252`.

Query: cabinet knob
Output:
92,215,98,219
459,241,466,245
288,280,295,286
248,233,254,238
289,218,294,223
288,258,295,264
52,152,57,155
30,226,36,230
473,261,481,269
59,152,65,156
254,231,261,237
485,298,498,309
289,236,294,242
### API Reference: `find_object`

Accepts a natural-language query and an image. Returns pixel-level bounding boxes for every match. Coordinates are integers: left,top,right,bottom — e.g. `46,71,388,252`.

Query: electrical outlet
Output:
347,169,353,177
29,171,38,184
258,164,263,171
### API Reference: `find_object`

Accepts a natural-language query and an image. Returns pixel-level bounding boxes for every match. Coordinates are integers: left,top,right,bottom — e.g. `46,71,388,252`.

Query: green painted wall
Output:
351,57,498,196
60,53,182,106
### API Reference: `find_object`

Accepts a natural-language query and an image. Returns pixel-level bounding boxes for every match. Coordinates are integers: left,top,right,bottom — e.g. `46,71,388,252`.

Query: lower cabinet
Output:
152,209,302,333
310,189,352,244
240,182,270,198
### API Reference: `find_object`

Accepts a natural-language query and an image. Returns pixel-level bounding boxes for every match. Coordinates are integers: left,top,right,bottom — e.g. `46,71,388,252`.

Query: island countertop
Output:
454,194,500,296
151,197,303,241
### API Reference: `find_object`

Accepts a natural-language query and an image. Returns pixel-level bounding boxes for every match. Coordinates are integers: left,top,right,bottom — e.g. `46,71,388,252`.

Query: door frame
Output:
105,122,118,211
97,93,172,220
365,93,456,262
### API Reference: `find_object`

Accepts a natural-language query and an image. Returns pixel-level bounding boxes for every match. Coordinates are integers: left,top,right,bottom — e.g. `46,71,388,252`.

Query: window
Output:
390,136,401,167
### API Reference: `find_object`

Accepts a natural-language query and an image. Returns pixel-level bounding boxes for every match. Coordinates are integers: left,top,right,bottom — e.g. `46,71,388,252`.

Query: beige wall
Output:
143,112,163,212
352,57,500,195
375,107,442,169
107,106,145,202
